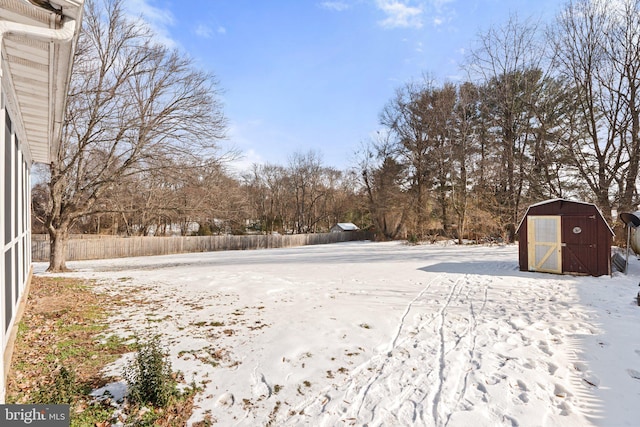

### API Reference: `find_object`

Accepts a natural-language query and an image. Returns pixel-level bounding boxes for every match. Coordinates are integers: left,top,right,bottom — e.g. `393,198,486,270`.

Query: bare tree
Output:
552,0,625,217
467,15,548,241
357,136,412,240
450,82,480,243
427,83,457,237
525,74,577,200
244,158,362,235
288,150,329,233
602,0,640,212
195,164,249,235
42,0,227,271
244,163,292,233
380,78,434,237
380,78,486,240
321,167,359,231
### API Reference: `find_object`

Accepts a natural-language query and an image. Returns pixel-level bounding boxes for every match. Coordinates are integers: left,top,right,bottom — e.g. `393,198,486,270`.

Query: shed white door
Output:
527,215,562,273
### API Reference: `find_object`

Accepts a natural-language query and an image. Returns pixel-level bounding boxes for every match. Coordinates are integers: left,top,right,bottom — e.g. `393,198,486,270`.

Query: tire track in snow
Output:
444,280,489,427
379,274,488,426
431,275,469,426
352,275,441,418
284,273,493,426
350,274,471,424
431,278,464,426
282,274,445,424
386,277,435,354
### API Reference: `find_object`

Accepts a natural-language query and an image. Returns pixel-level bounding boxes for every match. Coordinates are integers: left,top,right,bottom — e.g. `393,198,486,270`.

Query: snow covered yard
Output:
35,241,640,426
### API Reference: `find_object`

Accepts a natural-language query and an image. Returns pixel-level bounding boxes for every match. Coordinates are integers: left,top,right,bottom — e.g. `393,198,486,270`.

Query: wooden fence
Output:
31,231,372,262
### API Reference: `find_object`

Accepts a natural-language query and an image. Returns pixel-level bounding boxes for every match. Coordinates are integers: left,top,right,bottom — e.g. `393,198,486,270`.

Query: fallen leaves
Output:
6,276,127,404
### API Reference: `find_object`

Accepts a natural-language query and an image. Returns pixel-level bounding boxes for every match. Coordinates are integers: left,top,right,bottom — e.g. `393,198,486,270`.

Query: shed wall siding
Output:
518,200,612,277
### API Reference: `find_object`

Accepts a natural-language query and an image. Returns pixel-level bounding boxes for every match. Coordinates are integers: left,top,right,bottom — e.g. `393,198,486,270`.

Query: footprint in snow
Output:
537,340,553,356
554,383,571,398
253,373,272,398
548,327,562,336
516,379,528,392
627,369,640,380
583,375,600,388
558,401,572,416
216,392,235,407
318,394,331,411
573,362,588,372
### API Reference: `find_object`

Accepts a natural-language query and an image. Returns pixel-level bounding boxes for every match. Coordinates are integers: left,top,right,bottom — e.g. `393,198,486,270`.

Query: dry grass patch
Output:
6,275,198,426
7,276,127,402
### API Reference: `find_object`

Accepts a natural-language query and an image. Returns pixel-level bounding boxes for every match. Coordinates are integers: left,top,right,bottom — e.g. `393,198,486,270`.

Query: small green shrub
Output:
123,335,177,407
32,365,79,404
71,406,114,427
407,234,420,245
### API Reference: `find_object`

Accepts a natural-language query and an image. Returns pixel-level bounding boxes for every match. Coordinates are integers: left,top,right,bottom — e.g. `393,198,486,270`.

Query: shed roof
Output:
334,222,359,231
516,198,614,236
1,0,84,163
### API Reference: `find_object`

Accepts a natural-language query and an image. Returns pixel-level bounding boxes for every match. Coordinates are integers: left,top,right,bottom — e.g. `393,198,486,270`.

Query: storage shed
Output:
331,223,359,233
516,199,614,277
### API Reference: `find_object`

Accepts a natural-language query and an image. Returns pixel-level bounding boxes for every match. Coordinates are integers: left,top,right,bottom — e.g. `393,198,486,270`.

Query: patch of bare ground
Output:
6,275,198,426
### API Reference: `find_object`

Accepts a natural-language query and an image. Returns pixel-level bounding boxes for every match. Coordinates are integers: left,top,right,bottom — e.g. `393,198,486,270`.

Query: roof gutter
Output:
0,3,80,162
0,14,76,44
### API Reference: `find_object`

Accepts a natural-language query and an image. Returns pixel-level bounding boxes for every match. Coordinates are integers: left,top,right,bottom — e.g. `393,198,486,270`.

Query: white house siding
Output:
1,90,32,403
0,0,84,403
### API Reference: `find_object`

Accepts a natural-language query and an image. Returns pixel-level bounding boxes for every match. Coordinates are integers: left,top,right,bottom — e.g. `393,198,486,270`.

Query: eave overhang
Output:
0,0,84,164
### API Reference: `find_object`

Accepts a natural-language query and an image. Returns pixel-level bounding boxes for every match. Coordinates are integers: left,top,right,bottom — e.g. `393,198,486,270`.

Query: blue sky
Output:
126,0,564,173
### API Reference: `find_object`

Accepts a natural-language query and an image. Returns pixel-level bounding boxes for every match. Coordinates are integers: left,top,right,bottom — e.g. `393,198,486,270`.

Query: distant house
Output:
331,222,360,233
0,0,84,403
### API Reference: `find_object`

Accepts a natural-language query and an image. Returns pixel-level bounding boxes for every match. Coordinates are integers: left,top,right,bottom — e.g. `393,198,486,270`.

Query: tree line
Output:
360,0,640,243
34,150,363,239
33,0,640,271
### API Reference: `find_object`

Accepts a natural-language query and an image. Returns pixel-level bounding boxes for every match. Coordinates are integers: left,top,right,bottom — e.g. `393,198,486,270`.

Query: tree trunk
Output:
621,82,639,213
46,163,73,272
48,227,70,272
457,213,466,245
